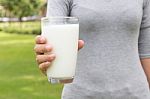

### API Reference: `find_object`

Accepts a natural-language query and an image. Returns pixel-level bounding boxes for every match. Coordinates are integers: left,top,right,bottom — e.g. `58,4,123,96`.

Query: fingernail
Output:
45,61,50,65
50,54,56,60
45,45,52,51
40,37,45,43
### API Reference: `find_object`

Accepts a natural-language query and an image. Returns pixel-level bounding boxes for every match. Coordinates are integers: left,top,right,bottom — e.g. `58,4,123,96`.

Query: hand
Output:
34,35,84,76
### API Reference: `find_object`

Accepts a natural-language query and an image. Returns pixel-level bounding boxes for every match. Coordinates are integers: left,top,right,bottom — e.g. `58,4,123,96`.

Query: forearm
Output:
140,58,150,87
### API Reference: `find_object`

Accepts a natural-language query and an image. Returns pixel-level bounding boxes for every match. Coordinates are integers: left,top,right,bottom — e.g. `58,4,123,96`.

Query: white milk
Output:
41,24,79,79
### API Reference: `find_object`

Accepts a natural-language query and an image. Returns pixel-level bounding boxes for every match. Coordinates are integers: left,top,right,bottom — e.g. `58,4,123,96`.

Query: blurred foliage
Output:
0,21,41,35
0,0,46,21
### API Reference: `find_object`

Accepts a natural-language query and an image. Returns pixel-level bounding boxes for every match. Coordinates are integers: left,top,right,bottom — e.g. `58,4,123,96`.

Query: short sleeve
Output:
46,0,72,17
138,0,150,58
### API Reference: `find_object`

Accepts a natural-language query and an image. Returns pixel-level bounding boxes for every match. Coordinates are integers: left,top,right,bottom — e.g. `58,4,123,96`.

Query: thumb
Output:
78,40,84,50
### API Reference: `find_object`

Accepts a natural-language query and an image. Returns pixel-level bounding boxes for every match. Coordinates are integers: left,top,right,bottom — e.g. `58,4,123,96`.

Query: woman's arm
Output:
140,58,150,87
138,0,150,88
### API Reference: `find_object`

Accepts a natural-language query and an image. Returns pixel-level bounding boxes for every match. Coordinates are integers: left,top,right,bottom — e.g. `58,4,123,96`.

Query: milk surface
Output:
42,24,79,79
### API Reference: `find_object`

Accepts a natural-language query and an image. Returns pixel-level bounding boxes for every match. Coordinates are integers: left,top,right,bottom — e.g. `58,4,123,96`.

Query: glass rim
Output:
41,17,79,21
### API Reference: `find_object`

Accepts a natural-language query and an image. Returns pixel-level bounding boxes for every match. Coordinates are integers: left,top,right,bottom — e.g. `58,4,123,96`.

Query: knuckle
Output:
37,47,45,53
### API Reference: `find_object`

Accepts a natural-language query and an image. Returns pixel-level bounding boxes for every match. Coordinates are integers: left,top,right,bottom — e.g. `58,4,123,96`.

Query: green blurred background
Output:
0,0,63,99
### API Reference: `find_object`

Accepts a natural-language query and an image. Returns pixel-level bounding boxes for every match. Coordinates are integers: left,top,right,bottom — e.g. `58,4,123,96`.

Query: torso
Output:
62,0,150,99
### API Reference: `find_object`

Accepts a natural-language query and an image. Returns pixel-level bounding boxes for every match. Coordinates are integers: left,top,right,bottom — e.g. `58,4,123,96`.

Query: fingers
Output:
39,62,51,75
35,35,47,44
36,53,56,75
36,54,56,64
34,36,85,76
34,44,52,54
78,40,84,50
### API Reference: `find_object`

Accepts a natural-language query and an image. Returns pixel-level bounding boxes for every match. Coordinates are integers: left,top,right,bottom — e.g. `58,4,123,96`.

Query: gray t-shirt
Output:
47,0,150,98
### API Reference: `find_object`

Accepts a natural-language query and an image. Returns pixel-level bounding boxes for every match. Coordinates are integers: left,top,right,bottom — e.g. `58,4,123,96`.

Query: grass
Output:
0,31,63,99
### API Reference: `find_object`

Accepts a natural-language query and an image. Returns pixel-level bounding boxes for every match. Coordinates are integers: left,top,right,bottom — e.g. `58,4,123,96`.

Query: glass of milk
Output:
41,17,79,84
